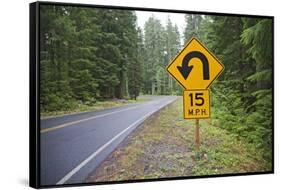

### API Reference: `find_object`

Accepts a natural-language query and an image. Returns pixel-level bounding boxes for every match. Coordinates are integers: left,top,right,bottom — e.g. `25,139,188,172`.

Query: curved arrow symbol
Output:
177,51,210,80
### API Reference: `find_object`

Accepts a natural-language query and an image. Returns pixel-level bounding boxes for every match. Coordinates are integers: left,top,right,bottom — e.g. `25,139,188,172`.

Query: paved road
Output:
40,96,177,186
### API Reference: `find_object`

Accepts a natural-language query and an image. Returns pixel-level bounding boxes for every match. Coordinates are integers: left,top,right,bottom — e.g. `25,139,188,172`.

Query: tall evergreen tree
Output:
241,18,273,158
128,28,143,99
143,15,165,95
164,16,182,94
40,5,76,111
183,14,203,43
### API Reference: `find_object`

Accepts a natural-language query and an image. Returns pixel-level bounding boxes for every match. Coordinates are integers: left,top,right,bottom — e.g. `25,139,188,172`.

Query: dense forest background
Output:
40,6,272,162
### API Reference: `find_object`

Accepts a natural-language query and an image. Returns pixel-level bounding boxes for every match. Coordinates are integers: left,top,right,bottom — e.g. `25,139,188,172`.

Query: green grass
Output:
86,98,271,182
40,95,149,118
190,119,270,175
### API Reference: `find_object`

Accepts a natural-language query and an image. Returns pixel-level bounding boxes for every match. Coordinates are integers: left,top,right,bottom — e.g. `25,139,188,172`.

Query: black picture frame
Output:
30,1,274,188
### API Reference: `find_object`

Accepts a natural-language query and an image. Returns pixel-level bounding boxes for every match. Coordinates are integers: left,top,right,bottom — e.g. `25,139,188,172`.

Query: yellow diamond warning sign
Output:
166,37,224,90
183,90,210,119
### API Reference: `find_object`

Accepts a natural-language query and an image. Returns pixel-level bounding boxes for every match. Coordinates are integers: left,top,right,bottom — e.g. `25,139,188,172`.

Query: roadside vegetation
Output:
41,95,149,118
86,99,270,182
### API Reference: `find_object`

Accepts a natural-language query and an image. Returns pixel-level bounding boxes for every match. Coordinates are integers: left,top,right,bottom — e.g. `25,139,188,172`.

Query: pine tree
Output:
241,18,273,158
143,15,165,95
40,5,76,111
183,14,202,43
164,17,182,94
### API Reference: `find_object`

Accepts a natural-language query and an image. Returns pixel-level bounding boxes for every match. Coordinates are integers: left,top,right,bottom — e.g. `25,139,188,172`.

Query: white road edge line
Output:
56,98,176,185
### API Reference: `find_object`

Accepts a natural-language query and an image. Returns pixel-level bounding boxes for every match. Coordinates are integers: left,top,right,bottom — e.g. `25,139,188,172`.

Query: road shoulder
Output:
86,99,270,182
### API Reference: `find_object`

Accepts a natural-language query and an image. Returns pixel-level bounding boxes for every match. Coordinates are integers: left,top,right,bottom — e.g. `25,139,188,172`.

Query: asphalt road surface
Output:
40,96,177,186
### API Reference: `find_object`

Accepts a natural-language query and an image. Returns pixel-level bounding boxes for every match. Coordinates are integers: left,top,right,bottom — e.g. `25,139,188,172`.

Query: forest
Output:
40,6,272,162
